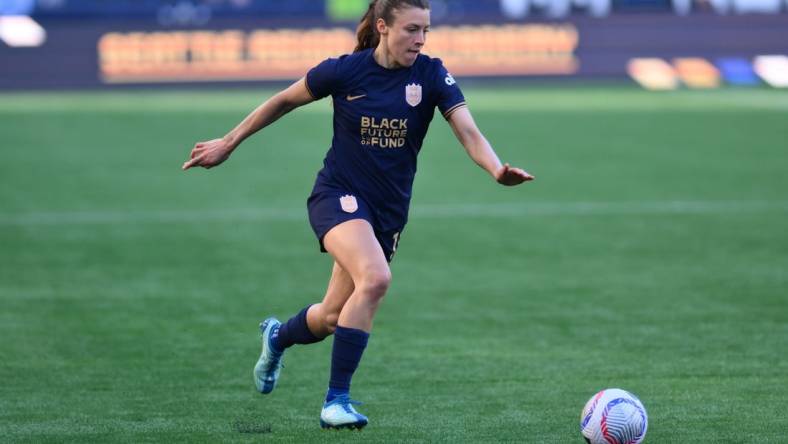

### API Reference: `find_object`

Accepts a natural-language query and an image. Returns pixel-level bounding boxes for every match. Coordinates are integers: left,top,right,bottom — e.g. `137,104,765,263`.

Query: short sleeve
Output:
434,59,466,119
305,57,341,100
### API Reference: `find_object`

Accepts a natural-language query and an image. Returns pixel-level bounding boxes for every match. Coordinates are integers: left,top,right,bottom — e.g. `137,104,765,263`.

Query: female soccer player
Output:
182,0,533,430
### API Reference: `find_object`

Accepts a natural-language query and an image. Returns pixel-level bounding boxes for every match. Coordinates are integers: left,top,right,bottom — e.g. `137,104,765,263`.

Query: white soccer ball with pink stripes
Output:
580,388,648,444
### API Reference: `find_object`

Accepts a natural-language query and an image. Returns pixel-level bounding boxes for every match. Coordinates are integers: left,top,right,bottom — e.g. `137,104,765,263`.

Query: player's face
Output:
380,7,430,68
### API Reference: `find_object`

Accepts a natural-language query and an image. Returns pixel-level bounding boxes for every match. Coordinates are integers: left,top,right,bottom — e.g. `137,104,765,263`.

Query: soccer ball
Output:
580,388,648,444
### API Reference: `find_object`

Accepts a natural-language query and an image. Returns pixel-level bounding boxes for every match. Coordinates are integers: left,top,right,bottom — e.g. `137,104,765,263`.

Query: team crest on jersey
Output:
340,195,358,213
405,83,422,107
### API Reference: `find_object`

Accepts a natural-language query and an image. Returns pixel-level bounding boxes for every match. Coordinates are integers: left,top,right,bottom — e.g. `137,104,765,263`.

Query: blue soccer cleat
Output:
253,317,284,394
319,395,368,430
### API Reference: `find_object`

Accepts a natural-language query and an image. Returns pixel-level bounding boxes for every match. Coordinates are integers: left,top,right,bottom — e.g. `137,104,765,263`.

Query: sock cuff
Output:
334,325,370,347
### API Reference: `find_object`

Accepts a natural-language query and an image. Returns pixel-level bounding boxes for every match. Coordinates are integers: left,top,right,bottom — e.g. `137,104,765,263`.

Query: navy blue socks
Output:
268,307,370,403
326,325,370,402
272,305,322,352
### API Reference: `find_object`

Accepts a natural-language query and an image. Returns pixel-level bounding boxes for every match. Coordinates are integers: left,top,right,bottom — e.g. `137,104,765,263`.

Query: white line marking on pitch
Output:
1,201,787,226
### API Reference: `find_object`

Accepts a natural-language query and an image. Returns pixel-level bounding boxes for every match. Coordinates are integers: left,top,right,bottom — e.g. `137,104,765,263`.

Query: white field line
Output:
1,201,787,226
2,91,788,113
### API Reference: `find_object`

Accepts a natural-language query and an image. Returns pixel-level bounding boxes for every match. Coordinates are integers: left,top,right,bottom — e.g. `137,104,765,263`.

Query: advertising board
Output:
1,15,786,89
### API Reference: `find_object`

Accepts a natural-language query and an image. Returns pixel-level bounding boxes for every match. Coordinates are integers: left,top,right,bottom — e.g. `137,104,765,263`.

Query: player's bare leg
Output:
323,219,391,333
307,262,355,338
318,219,391,429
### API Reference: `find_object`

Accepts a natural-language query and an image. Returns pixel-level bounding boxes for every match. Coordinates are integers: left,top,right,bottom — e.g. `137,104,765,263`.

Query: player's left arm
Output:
447,106,534,186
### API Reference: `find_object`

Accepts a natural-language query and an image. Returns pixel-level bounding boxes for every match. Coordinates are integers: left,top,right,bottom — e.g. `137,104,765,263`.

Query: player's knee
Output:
359,268,391,301
309,303,339,337
323,312,339,334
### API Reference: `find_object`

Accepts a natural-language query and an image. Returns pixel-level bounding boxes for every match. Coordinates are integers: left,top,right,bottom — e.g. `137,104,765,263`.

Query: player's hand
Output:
495,163,534,186
182,138,233,170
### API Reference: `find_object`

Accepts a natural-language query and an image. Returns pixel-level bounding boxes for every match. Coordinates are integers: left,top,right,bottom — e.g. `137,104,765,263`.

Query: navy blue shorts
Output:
307,189,403,262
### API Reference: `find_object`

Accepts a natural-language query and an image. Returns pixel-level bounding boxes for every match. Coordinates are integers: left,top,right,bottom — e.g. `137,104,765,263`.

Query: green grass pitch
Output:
1,86,787,443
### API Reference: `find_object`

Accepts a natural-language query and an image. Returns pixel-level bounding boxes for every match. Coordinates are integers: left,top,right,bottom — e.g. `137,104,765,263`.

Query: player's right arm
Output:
182,77,315,170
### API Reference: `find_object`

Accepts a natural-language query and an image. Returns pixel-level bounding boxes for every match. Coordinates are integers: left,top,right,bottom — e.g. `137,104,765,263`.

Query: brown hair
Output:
354,0,430,52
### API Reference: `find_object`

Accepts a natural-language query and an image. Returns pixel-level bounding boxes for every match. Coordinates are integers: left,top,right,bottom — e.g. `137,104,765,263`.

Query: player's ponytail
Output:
354,1,379,52
354,0,430,53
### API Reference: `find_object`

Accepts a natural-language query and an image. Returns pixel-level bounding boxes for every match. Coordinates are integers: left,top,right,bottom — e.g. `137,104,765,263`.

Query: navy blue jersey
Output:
305,48,465,232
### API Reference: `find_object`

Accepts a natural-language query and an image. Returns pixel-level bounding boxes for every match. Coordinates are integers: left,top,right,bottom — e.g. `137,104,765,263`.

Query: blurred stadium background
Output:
1,0,787,442
2,0,788,88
